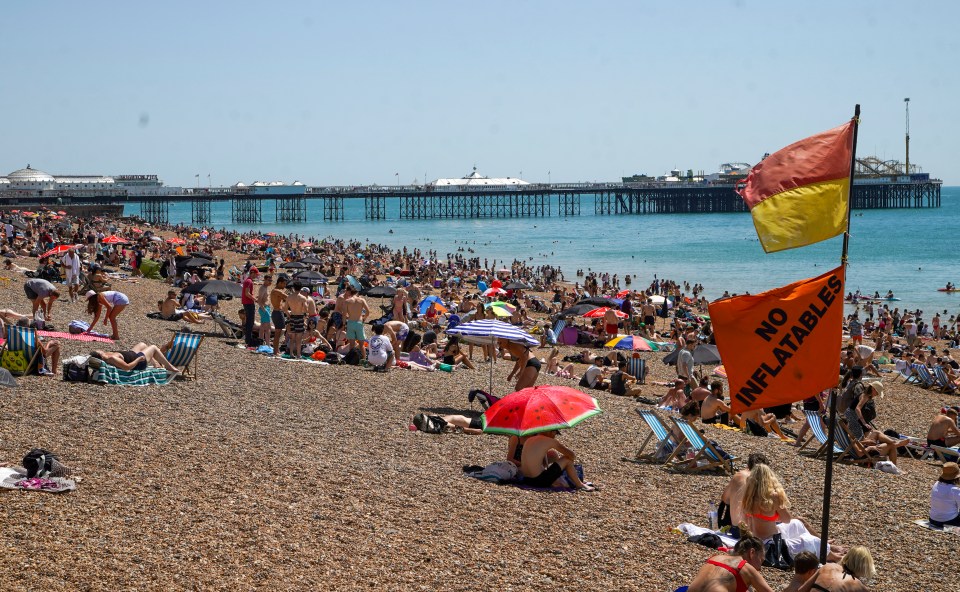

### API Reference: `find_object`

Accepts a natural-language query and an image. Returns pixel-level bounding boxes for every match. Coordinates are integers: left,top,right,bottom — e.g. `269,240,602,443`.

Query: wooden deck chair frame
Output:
162,330,204,380
912,364,936,389
932,367,957,393
668,416,736,474
0,325,42,376
624,408,678,464
834,420,879,467
798,410,850,461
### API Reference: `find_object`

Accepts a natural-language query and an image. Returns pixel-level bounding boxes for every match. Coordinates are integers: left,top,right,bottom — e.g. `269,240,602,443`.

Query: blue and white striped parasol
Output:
445,319,539,395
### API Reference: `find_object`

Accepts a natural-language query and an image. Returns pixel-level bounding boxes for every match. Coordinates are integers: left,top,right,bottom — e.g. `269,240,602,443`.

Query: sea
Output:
126,186,959,315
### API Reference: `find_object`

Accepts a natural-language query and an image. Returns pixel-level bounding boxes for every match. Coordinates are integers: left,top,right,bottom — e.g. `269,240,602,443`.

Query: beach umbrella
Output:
605,335,658,351
101,235,128,245
40,244,80,259
484,303,514,317
647,295,670,305
300,255,323,265
503,281,533,291
483,287,507,297
265,232,277,237
363,285,397,297
577,296,621,308
182,257,216,269
582,306,627,319
616,289,631,298
557,303,601,318
182,279,242,298
445,319,539,394
481,386,603,437
293,270,328,286
280,261,307,269
166,237,186,245
662,344,722,366
300,242,313,248
130,227,143,234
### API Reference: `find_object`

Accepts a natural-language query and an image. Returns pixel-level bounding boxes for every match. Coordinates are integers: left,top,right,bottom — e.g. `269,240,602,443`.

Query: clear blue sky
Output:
2,1,958,186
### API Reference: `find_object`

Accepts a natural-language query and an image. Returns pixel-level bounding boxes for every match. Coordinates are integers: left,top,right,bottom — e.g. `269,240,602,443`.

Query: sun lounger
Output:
0,325,42,376
624,408,677,464
161,331,204,380
211,312,243,339
668,417,736,474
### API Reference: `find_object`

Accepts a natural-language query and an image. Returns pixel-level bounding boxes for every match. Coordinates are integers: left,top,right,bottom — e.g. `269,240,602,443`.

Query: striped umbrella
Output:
445,319,539,394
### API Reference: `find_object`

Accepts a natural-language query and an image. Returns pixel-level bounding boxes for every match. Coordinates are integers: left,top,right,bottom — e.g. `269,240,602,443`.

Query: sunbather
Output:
927,408,960,447
701,381,733,425
782,552,819,592
929,462,960,529
545,347,577,379
852,427,911,465
739,408,789,440
609,360,642,397
89,343,181,375
158,290,206,324
798,546,874,592
719,453,770,537
685,536,775,592
518,429,594,491
659,378,688,409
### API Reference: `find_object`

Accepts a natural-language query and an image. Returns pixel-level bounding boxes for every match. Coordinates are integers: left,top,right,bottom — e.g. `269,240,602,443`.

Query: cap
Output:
300,287,310,294
85,290,96,298
941,462,960,481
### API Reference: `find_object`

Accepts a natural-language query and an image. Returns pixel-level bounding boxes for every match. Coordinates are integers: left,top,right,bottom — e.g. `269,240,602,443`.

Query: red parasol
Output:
616,289,631,298
583,306,627,319
40,244,80,259
481,385,603,437
102,235,128,245
166,237,186,245
483,287,506,297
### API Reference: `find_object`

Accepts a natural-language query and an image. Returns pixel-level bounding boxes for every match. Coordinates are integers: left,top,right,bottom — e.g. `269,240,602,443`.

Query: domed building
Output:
5,165,57,191
1,164,123,198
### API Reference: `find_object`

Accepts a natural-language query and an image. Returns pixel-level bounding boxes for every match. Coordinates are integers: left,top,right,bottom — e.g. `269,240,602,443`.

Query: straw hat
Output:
941,462,959,481
863,380,885,398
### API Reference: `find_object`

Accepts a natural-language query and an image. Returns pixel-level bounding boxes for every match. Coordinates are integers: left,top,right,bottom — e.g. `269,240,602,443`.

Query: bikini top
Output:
705,558,747,592
745,511,780,522
810,566,859,592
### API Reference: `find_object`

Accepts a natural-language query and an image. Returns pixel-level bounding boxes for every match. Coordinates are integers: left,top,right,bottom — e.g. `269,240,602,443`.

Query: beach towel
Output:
0,467,76,493
913,518,960,533
464,463,588,492
91,363,174,386
38,330,113,343
676,523,740,550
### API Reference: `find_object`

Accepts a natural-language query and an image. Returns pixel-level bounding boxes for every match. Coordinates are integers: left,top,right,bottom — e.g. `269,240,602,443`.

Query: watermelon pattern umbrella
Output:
481,385,603,437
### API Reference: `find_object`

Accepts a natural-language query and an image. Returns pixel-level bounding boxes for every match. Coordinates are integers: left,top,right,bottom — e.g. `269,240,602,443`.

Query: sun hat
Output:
863,380,885,398
941,462,960,481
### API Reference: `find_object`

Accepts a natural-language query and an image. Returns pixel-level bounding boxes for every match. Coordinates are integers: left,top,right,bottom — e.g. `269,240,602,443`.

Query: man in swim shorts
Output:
928,408,960,448
343,286,369,354
285,286,310,359
270,275,289,356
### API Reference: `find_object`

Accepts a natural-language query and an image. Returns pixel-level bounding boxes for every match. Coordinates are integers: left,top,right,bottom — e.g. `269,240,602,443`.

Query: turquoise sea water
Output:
128,187,959,314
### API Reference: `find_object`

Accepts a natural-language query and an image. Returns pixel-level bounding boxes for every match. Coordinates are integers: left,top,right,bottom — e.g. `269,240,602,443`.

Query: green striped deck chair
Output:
92,363,174,386
162,331,204,380
669,416,736,474
624,408,677,464
0,325,42,376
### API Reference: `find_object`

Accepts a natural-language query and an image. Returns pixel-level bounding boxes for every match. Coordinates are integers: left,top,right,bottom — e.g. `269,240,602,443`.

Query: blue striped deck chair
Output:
930,445,960,463
798,410,847,459
911,364,936,388
668,417,736,474
834,420,876,466
0,325,42,376
624,408,677,463
547,319,566,345
933,367,957,393
162,331,204,380
626,356,647,384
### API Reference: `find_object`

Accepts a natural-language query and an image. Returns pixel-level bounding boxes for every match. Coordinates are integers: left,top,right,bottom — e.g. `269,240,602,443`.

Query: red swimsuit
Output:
705,557,748,592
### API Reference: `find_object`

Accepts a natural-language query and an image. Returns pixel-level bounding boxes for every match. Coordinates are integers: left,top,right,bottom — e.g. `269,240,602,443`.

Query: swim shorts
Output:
271,309,286,330
347,320,365,340
606,324,618,335
288,314,306,334
524,462,564,488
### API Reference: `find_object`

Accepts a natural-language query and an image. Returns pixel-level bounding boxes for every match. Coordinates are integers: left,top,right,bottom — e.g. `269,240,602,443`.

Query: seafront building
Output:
0,165,170,199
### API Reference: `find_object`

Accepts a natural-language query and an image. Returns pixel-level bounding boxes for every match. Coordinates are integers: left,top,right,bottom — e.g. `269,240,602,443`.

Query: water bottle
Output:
707,501,718,531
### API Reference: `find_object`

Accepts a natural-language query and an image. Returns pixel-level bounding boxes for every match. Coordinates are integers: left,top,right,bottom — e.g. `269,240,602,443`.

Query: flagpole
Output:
820,104,860,563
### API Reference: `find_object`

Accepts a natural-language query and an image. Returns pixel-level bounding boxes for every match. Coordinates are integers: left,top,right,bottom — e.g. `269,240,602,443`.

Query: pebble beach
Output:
0,235,957,592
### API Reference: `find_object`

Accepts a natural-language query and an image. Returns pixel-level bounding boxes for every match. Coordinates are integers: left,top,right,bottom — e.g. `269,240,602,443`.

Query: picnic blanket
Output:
0,331,113,346
464,462,588,492
92,363,174,386
0,467,76,493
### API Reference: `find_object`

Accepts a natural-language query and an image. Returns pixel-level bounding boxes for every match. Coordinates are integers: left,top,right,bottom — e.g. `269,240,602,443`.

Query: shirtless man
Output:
719,453,769,536
927,408,960,447
270,275,289,356
519,430,594,491
382,320,410,365
159,290,204,324
660,379,688,409
690,376,712,405
686,536,774,592
602,307,620,338
343,286,369,353
285,287,310,359
739,408,789,439
641,299,656,331
701,381,734,425
781,552,819,592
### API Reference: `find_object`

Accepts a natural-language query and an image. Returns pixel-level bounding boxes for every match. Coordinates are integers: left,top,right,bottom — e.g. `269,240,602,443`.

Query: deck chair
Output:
932,367,958,393
912,364,937,389
627,356,647,384
668,416,736,474
834,421,880,466
624,408,678,463
211,312,243,339
0,325,42,376
929,445,960,463
161,331,204,380
894,359,918,383
797,410,848,459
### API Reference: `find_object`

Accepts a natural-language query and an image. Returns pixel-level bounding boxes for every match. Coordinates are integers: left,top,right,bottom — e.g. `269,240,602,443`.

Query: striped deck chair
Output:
547,319,566,345
626,356,647,384
0,325,42,376
894,359,917,383
929,445,960,463
932,367,958,393
912,364,936,389
797,410,848,460
624,408,677,463
668,417,736,474
162,331,204,380
834,421,878,466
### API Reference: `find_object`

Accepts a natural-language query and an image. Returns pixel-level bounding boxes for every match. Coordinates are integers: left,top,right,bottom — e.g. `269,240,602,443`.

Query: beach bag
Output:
413,413,447,434
22,448,59,479
68,320,90,335
63,360,90,383
1,350,28,376
342,348,361,366
762,533,793,570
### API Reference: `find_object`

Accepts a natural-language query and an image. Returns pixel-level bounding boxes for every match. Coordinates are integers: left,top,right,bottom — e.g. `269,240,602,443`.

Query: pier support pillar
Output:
276,196,307,223
323,196,344,221
191,197,212,225
231,196,262,224
140,198,169,225
365,196,386,220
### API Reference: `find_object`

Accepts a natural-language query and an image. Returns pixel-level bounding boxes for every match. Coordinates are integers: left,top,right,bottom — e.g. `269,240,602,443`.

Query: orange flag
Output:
708,266,845,414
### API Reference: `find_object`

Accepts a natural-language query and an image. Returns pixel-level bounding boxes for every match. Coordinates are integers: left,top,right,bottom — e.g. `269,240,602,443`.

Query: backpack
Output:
413,413,447,434
63,361,90,382
342,348,361,366
468,389,499,410
22,448,59,479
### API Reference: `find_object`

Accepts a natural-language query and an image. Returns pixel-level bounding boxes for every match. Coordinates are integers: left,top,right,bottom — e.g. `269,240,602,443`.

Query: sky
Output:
2,1,958,186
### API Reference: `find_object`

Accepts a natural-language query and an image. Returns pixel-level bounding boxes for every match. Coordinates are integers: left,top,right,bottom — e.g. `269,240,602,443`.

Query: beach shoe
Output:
37,368,53,377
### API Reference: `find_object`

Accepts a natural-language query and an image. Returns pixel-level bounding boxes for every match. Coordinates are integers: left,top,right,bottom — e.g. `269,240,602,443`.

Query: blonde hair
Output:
741,464,791,515
841,546,876,579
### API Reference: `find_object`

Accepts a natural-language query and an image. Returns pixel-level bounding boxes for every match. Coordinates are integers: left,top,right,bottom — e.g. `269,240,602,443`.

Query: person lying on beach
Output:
545,348,577,379
685,536,775,592
89,343,181,376
158,290,206,324
738,408,789,440
927,408,960,448
3,259,29,273
797,546,874,592
518,430,595,491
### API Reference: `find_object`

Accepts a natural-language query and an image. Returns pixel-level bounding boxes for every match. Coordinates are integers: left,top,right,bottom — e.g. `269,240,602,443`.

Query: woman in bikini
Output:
503,340,541,391
440,336,475,370
686,536,774,592
89,343,182,375
798,546,874,592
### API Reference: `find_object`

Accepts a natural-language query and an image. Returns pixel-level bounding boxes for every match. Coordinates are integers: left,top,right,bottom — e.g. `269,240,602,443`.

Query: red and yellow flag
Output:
708,266,845,415
738,121,855,253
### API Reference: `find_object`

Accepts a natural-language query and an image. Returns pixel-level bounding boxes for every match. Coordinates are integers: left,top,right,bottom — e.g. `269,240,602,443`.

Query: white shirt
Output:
62,252,80,273
930,481,960,522
368,334,393,365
